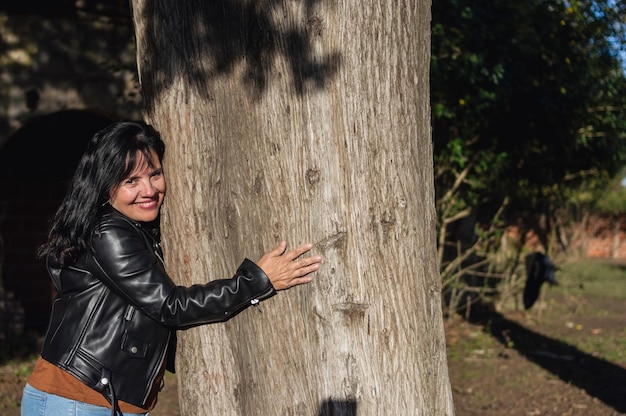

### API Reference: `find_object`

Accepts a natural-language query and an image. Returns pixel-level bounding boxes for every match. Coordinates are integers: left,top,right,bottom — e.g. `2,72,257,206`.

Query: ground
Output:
447,289,626,416
2,260,625,415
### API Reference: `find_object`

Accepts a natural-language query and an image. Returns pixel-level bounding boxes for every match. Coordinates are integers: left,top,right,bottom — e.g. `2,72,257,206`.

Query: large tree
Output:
131,1,453,414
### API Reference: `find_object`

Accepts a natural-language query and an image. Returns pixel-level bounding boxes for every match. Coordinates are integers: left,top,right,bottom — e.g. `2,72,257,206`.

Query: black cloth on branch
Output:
523,252,558,310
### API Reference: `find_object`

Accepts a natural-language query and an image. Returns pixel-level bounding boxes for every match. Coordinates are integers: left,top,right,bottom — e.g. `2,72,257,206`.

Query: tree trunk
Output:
131,1,454,414
613,216,620,259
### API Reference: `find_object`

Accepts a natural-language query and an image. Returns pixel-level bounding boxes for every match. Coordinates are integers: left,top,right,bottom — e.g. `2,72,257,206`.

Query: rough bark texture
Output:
131,1,454,414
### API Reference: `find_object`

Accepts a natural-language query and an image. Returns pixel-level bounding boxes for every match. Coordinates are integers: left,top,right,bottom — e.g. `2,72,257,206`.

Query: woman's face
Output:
109,149,166,222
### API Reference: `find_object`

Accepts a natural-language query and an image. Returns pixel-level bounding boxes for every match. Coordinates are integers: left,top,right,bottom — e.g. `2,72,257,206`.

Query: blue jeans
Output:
21,383,149,416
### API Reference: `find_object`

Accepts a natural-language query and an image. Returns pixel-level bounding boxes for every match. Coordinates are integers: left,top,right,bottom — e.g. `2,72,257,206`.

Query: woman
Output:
21,120,322,416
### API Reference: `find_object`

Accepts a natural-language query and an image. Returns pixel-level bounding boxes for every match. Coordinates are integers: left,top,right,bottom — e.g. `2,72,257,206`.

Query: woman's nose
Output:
139,179,157,196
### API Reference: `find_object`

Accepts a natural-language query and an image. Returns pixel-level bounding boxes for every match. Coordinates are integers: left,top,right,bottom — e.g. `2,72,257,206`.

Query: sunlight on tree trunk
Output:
132,0,454,414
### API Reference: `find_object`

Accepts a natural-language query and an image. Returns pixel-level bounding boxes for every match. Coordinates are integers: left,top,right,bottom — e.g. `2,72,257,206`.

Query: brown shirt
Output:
28,356,164,414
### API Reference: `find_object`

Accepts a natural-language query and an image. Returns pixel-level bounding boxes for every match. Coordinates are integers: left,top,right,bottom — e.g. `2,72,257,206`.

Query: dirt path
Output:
448,289,626,416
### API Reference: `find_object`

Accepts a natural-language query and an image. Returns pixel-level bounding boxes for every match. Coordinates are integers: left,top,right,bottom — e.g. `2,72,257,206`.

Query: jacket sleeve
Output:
162,259,276,328
89,216,276,329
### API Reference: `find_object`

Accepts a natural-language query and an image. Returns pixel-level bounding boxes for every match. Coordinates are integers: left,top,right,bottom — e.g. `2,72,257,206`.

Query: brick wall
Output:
584,214,626,259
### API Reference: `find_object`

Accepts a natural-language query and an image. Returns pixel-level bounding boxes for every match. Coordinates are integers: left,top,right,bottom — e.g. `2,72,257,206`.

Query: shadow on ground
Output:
477,311,626,413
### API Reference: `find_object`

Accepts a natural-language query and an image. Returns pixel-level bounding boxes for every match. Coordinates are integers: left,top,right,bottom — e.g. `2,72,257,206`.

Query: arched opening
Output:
0,110,114,343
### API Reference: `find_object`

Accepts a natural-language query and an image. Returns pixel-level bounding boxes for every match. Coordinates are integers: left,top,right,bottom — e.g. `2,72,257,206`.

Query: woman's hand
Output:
256,241,322,290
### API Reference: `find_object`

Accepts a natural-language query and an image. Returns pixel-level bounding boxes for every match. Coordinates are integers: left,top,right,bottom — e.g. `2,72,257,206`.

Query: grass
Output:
557,258,626,299
575,334,626,363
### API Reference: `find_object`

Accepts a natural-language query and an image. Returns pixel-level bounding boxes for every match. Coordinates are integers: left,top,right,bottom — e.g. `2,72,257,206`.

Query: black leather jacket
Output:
40,207,276,408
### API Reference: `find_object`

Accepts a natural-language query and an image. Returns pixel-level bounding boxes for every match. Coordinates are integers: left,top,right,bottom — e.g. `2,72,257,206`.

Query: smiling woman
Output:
20,120,322,416
108,149,166,223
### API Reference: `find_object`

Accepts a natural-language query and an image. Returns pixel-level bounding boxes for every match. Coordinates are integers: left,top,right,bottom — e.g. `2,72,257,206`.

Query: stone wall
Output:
0,4,142,341
0,5,141,147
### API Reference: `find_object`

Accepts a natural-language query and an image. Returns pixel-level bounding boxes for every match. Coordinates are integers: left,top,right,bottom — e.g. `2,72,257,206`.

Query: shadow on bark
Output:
137,0,341,108
318,399,357,416
482,311,626,413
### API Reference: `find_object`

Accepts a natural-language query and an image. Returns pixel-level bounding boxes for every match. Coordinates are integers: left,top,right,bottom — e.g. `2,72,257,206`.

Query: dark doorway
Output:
0,110,113,337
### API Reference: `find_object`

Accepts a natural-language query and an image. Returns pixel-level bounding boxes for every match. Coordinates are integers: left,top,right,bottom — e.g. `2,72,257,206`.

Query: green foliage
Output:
432,0,626,218
593,169,626,214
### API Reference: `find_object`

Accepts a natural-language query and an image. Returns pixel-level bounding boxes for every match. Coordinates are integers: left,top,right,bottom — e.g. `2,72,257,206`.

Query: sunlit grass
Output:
557,258,626,299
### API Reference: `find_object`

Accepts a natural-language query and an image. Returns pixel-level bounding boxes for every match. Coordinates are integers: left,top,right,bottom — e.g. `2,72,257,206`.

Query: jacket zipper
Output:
143,330,170,404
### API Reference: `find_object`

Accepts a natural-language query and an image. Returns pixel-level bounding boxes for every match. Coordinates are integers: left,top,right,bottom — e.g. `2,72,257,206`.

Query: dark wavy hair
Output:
38,120,165,266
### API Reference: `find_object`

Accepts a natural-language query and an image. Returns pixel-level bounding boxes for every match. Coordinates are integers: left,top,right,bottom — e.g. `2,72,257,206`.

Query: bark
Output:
131,1,454,414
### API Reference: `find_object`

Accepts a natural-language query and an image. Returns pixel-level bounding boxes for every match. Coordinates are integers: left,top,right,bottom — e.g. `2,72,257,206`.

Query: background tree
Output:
132,1,454,415
433,0,626,217
431,0,626,310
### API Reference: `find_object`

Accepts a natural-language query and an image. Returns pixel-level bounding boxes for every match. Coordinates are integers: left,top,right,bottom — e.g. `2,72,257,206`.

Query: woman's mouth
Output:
136,200,158,209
